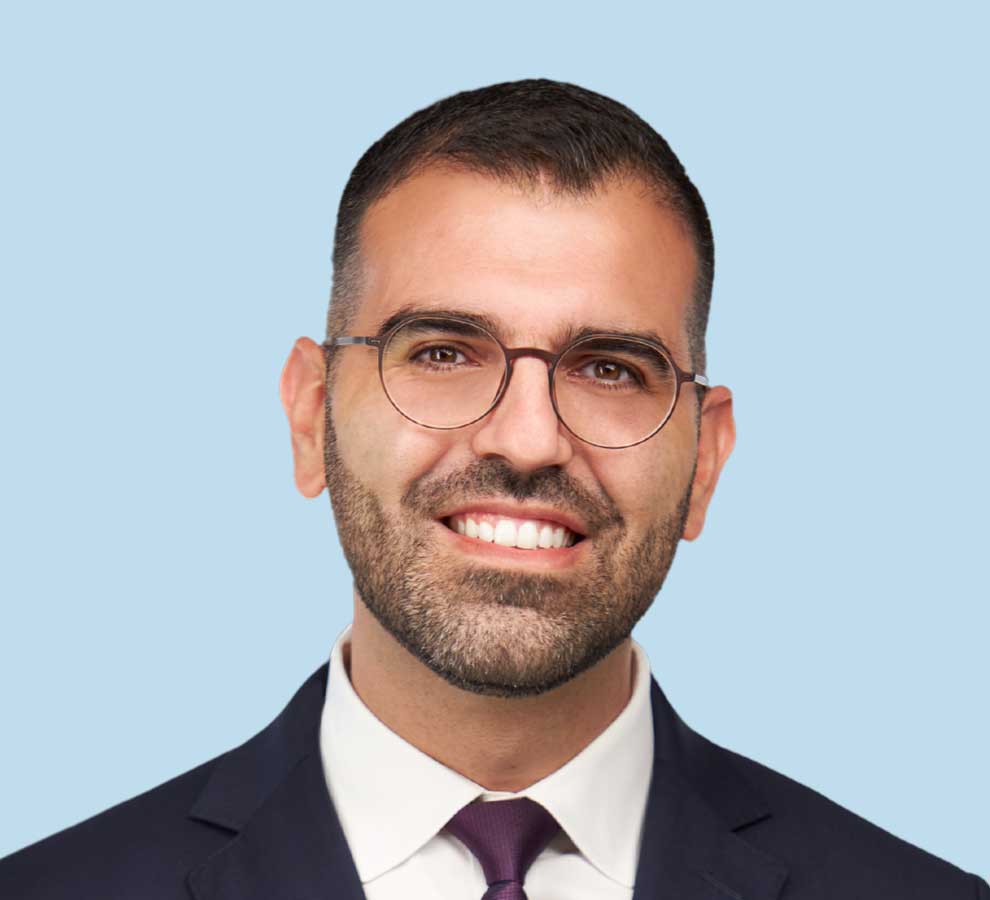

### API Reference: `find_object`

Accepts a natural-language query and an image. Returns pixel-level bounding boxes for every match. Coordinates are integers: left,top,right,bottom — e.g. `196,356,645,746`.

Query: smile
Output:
443,512,582,551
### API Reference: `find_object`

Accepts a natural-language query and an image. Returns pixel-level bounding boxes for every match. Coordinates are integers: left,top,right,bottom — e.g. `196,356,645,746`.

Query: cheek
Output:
592,441,692,525
331,385,460,506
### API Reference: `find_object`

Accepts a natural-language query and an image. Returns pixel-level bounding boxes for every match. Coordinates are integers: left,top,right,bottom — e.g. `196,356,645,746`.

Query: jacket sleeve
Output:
973,873,990,899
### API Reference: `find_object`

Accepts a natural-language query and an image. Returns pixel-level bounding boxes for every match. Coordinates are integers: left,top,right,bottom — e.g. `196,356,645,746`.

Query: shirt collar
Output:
319,623,654,887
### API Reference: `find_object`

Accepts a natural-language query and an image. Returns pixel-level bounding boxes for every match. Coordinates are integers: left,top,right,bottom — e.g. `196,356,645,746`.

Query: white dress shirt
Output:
318,624,655,900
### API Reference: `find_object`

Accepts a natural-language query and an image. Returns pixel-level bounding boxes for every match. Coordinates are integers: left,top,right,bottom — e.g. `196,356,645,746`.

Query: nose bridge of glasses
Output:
497,346,558,400
503,345,558,371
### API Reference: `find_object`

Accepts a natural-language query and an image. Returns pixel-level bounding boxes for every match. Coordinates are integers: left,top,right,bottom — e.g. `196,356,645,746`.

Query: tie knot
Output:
446,797,560,893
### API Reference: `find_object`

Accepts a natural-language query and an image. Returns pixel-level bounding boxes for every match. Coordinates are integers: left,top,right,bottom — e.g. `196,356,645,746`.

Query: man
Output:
1,79,985,899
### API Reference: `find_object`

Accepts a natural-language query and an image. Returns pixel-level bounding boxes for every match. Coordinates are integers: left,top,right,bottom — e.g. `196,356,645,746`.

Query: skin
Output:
279,168,735,791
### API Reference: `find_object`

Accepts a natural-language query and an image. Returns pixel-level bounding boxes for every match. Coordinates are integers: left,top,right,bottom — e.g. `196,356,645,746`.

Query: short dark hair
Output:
327,78,714,374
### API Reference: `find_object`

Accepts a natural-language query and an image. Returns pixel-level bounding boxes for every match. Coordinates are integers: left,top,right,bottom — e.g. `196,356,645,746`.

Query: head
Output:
281,79,735,698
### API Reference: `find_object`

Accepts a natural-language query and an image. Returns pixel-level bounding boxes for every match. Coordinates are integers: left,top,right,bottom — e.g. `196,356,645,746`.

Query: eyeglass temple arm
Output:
323,337,382,348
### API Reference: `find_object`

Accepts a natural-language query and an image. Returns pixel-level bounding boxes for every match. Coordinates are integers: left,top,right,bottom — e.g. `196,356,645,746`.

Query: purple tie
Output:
445,797,560,900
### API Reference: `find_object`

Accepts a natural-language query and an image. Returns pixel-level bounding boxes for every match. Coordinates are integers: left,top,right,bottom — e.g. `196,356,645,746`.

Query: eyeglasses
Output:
322,313,709,449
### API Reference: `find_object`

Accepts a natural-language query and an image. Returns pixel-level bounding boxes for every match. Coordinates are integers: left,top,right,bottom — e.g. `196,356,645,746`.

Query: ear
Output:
683,385,735,541
279,337,327,498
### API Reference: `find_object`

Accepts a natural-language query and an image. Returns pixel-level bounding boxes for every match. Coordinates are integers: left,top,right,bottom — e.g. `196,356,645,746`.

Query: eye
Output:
411,344,469,366
579,358,638,384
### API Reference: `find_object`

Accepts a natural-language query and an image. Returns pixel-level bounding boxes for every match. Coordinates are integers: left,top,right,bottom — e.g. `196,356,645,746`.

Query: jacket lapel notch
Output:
632,680,789,900
187,751,366,900
185,664,365,900
633,763,788,900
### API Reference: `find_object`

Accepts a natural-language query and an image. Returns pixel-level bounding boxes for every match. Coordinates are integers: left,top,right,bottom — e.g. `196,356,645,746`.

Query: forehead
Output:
354,167,698,357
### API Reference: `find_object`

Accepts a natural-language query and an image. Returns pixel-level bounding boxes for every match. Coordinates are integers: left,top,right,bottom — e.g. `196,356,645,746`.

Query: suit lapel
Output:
185,664,366,900
187,751,365,900
632,679,789,900
182,664,788,900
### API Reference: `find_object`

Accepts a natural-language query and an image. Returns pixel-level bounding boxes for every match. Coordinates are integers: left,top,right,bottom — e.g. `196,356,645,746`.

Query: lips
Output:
445,512,579,549
436,501,588,553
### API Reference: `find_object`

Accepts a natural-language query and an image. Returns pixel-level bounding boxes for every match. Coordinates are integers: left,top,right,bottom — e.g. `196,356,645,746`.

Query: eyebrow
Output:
375,305,503,340
373,302,682,359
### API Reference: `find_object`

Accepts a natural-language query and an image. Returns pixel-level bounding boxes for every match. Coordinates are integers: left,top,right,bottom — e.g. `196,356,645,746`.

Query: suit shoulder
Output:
0,754,231,899
718,744,988,897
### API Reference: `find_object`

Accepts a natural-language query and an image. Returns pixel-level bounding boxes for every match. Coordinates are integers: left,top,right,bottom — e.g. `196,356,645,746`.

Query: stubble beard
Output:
324,406,693,699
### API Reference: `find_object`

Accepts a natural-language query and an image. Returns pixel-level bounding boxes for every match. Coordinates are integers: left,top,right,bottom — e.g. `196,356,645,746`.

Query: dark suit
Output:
1,663,986,899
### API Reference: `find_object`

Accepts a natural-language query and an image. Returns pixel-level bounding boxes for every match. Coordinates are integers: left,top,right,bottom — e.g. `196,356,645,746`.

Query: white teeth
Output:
493,520,517,547
538,525,554,549
517,521,539,549
449,515,578,550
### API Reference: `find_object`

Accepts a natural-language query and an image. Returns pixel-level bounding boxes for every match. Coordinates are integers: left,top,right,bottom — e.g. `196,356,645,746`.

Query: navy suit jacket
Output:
1,663,986,899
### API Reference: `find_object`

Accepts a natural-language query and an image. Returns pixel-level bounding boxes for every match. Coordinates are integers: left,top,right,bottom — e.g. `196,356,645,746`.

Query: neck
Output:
347,597,636,793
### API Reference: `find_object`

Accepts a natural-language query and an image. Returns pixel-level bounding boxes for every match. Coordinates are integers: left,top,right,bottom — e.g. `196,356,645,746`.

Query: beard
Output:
323,402,693,699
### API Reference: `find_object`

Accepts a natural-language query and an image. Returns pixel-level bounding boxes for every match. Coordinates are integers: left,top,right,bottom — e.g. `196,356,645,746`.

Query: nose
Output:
469,357,575,472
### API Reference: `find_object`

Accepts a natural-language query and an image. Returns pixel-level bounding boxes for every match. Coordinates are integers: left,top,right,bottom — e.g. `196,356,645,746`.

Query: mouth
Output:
437,505,588,553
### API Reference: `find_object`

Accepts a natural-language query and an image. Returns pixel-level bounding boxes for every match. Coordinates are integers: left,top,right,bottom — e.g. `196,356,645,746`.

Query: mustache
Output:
401,458,624,533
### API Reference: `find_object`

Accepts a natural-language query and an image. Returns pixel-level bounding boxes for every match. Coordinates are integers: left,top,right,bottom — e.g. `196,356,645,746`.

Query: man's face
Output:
314,168,730,698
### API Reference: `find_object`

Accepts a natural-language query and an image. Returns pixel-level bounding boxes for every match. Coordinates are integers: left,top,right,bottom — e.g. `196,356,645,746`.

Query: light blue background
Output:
1,0,987,877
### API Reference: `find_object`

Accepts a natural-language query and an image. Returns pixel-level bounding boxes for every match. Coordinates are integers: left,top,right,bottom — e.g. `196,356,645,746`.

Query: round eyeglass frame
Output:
322,313,709,449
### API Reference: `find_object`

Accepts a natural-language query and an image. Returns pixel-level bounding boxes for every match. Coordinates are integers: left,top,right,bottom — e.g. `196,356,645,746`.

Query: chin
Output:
400,603,624,699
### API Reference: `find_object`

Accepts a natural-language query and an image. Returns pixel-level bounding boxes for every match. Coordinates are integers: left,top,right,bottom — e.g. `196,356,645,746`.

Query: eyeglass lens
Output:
381,318,678,448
